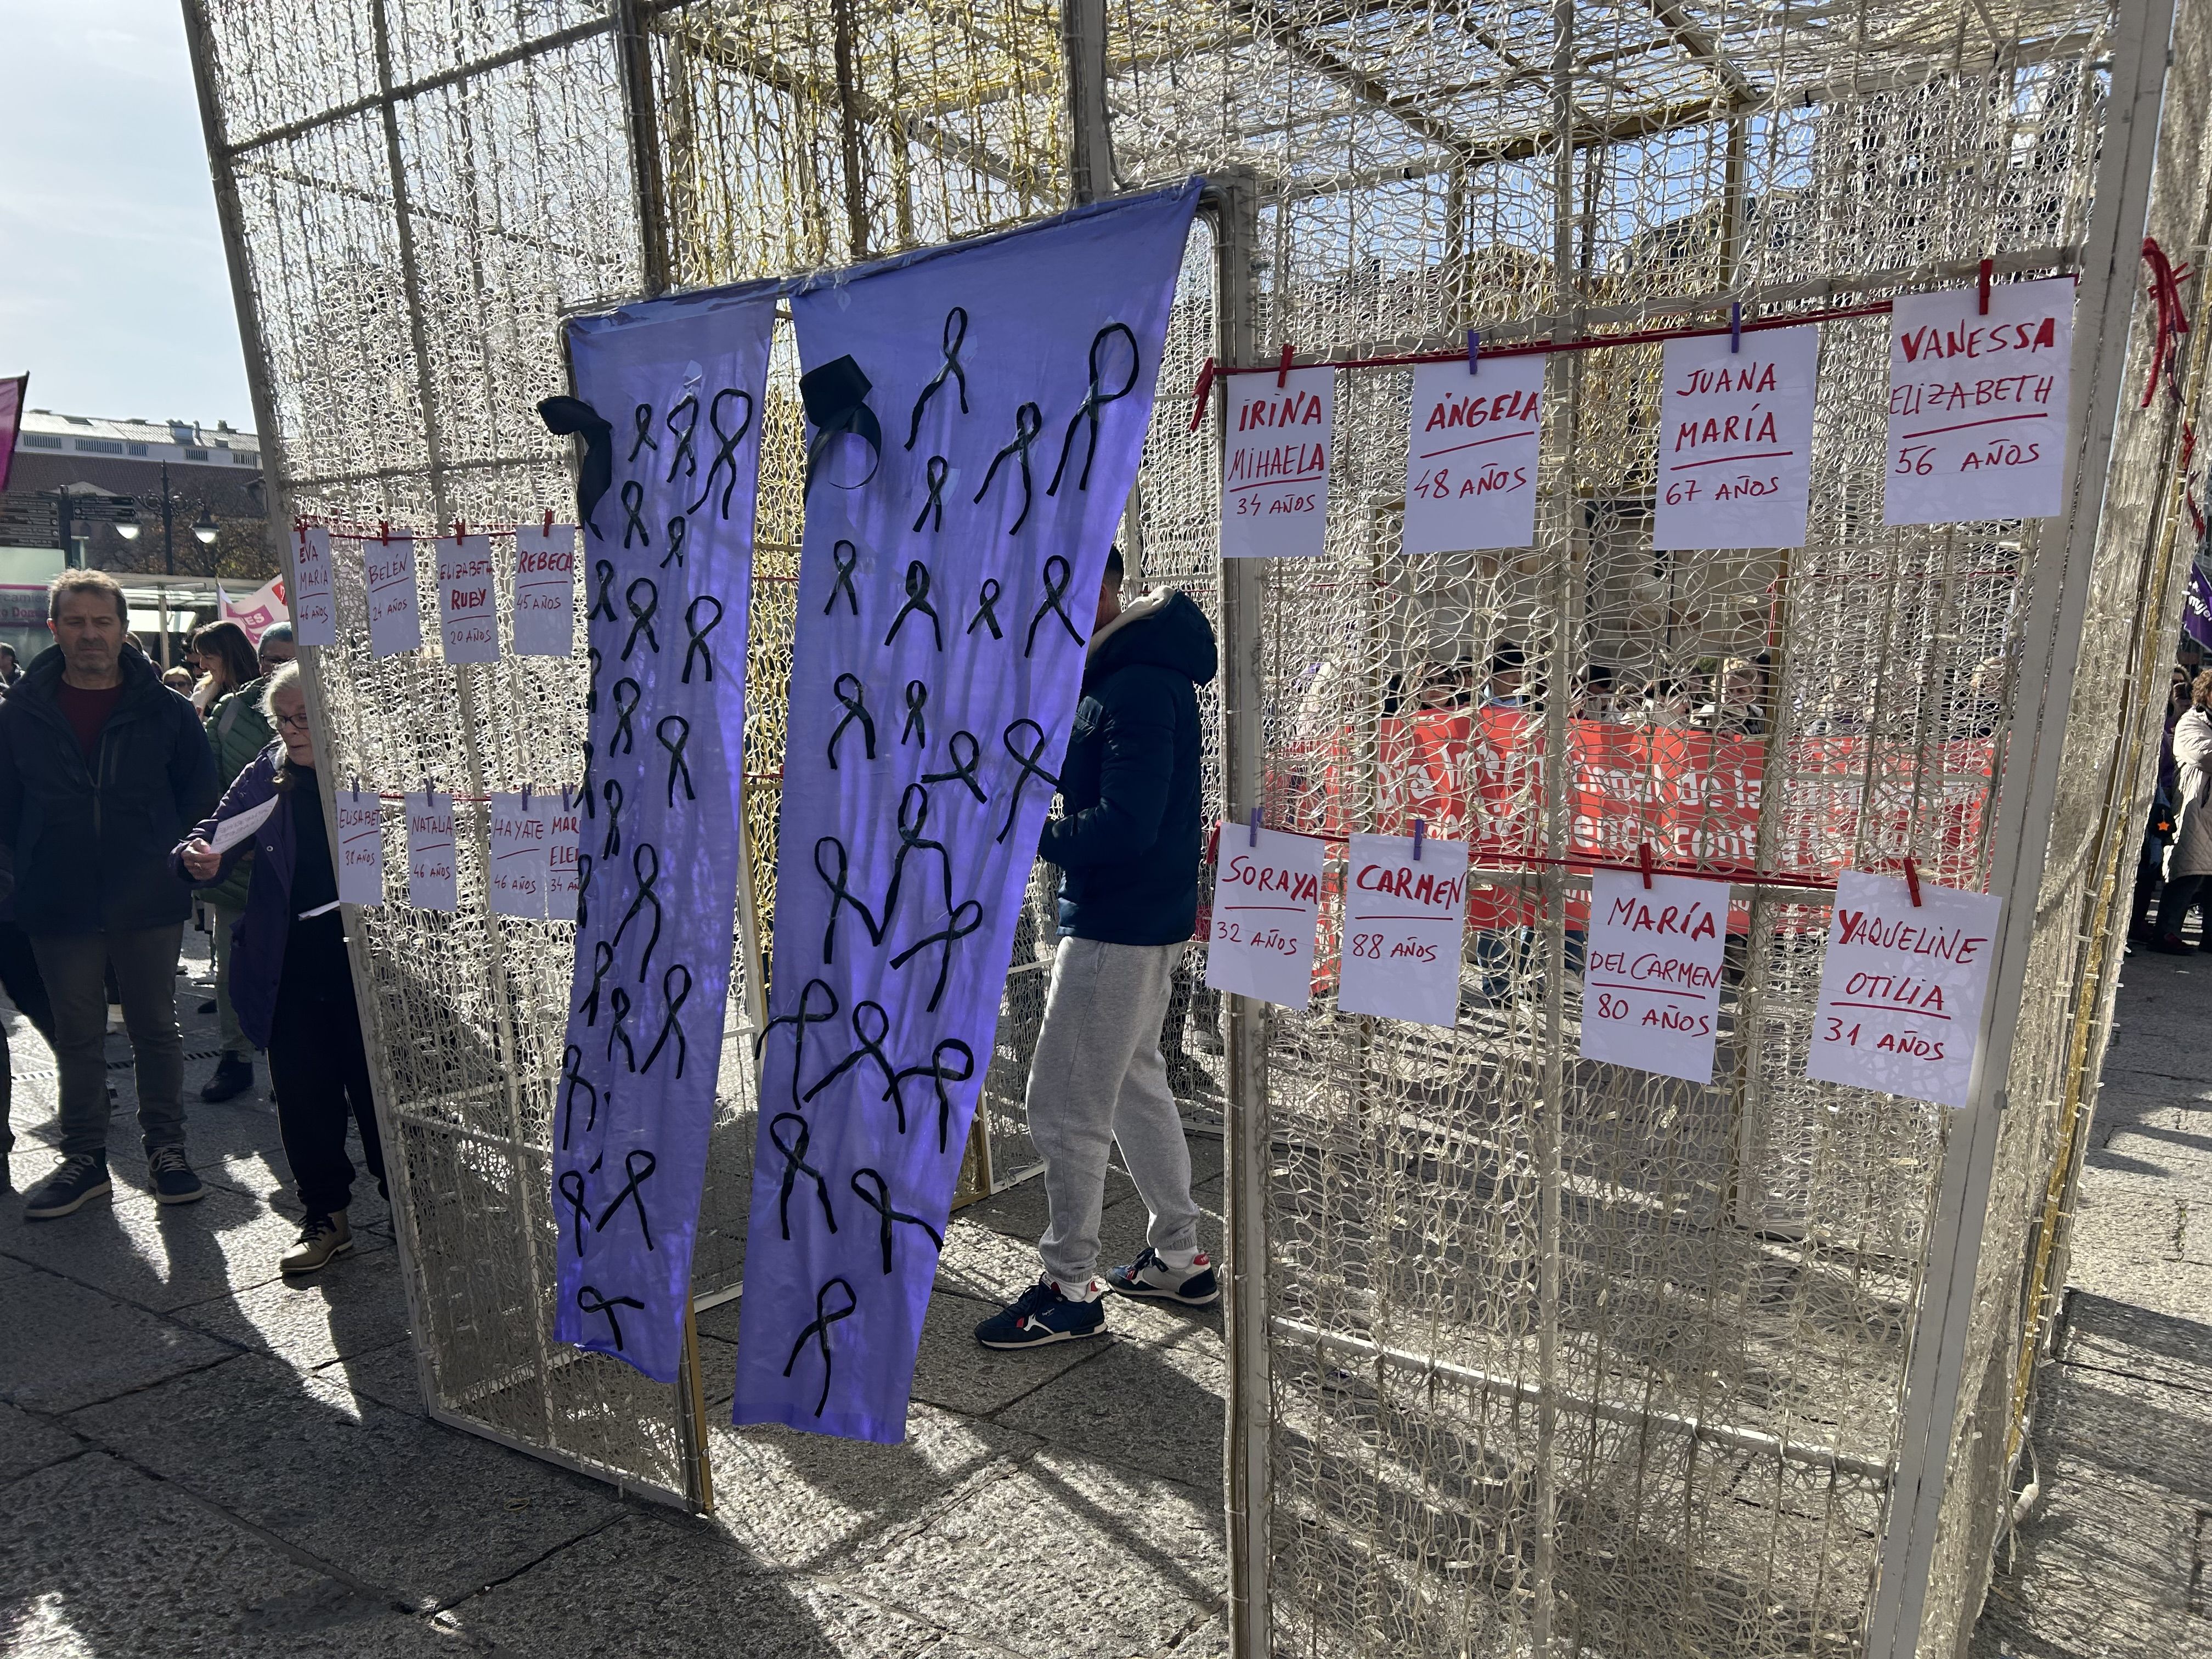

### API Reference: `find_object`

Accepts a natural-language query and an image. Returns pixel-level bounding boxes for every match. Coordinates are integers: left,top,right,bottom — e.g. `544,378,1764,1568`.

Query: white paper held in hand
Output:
1807,869,2002,1109
1203,822,1324,1007
207,795,279,855
335,788,383,905
405,789,458,912
1579,871,1731,1084
1336,831,1468,1028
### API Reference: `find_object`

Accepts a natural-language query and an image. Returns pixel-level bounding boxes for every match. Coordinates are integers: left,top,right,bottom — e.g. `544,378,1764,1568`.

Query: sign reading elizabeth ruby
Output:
436,533,499,664
290,525,337,645
1222,366,1333,559
1885,277,2074,525
1402,358,1543,554
1807,869,2002,1109
1652,325,1818,551
1579,871,1730,1084
1204,823,1324,1008
1336,831,1468,1028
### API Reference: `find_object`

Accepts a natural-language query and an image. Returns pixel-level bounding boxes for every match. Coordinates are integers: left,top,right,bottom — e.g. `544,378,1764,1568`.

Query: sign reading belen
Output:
1807,868,2002,1109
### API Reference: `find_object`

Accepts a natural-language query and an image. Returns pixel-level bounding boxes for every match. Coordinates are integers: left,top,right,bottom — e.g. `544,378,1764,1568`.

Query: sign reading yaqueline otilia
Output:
731,181,1203,1442
1401,358,1544,554
1221,365,1334,559
1204,823,1325,1009
1652,324,1819,552
1807,869,2002,1109
1578,871,1731,1085
1884,276,2075,525
552,283,774,1385
1336,831,1469,1028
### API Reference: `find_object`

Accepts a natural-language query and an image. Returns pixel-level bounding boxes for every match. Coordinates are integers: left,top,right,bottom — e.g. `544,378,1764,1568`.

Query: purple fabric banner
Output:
733,182,1203,1441
555,285,775,1383
2186,563,2212,653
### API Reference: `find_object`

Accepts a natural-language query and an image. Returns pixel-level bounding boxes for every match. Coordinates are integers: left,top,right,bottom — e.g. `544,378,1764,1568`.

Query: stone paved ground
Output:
1973,947,2212,1658
1,929,1230,1657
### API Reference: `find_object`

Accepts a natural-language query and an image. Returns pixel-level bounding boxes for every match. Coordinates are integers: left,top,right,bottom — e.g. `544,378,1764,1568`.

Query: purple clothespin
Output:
1249,806,1260,847
521,781,532,811
1729,302,1742,353
1412,819,1424,860
349,775,360,803
1465,330,1479,376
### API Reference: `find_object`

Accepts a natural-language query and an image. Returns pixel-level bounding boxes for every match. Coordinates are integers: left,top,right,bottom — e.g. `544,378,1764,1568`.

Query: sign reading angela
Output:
1336,831,1468,1028
1221,366,1333,559
1401,358,1543,554
1204,823,1324,1008
1579,870,1731,1084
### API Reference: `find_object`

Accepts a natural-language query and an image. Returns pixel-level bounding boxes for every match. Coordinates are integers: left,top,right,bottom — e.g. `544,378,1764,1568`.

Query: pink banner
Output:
0,376,25,495
221,575,289,644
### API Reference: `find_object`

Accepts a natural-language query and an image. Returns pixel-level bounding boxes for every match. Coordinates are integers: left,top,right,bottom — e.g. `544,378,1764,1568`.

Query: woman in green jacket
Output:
194,621,270,1102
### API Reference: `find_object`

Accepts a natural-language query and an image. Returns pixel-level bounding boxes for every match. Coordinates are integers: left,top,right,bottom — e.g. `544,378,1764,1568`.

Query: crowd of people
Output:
0,569,376,1275
1380,646,1776,735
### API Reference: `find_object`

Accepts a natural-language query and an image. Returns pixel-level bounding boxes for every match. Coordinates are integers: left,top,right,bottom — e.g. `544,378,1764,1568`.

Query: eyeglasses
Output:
275,710,313,733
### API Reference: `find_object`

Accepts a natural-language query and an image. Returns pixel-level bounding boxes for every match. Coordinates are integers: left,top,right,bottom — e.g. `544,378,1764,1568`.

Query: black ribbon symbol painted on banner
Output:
815,836,884,965
901,680,928,748
850,1169,944,1275
620,480,651,549
800,356,882,498
656,715,694,808
535,397,612,538
578,1284,645,1351
641,963,691,1076
783,1277,857,1418
559,1167,589,1255
883,784,952,924
575,850,594,933
582,938,616,1026
683,595,721,684
968,578,1003,640
756,978,840,1112
1049,321,1141,496
586,645,603,714
912,456,950,534
593,1148,658,1250
600,779,623,861
905,306,970,450
890,901,985,1015
627,402,659,465
803,1001,900,1106
973,402,1044,534
690,387,755,518
664,394,699,486
770,1113,838,1239
921,731,986,805
611,678,641,755
997,718,1061,844
885,561,941,651
828,674,877,770
1025,555,1083,657
622,578,660,661
825,540,860,617
660,514,687,571
560,1043,598,1150
606,986,635,1071
884,1038,975,1150
612,843,664,979
589,560,617,623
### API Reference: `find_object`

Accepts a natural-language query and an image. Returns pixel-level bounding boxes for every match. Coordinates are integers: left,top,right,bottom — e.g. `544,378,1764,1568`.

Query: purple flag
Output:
555,285,776,1383
2186,564,2212,653
733,181,1203,1441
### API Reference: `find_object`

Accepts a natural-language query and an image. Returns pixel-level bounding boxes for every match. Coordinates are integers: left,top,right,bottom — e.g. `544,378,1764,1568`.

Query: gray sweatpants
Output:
1026,935,1202,1290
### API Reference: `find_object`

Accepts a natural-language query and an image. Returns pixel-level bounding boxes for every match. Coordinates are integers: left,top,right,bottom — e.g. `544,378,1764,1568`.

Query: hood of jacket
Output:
1082,588,1217,694
18,640,168,715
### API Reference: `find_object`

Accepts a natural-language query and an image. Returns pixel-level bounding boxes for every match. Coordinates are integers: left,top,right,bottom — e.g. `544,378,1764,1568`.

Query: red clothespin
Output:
378,520,390,545
1902,856,1923,907
543,509,555,534
1206,820,1221,864
1728,302,1742,353
1188,356,1216,433
1249,805,1261,846
1276,343,1293,388
1412,818,1425,860
453,520,467,541
1465,330,1479,376
1638,842,1655,889
1977,258,1993,315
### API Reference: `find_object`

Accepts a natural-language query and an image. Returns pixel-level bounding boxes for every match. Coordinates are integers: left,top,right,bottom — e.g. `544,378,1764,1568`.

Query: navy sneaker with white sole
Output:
22,1153,114,1220
974,1276,1108,1349
1107,1248,1220,1306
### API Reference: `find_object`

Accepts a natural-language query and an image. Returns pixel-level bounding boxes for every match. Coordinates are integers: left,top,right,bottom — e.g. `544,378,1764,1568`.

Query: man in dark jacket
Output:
977,549,1220,1348
5,570,217,1218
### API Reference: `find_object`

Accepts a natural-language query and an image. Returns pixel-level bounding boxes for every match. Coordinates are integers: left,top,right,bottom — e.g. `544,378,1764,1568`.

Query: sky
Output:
0,1,255,432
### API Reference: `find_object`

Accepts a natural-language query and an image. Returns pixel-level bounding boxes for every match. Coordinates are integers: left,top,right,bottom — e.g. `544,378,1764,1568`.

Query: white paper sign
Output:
1203,823,1324,1007
1336,832,1468,1029
1885,277,2074,525
1652,324,1819,551
511,524,576,658
207,795,280,856
363,533,421,658
405,789,458,912
1807,870,2002,1109
538,790,582,923
435,533,500,664
335,789,384,906
1222,366,1334,560
290,525,337,645
488,791,548,918
1402,358,1543,553
1579,871,1731,1084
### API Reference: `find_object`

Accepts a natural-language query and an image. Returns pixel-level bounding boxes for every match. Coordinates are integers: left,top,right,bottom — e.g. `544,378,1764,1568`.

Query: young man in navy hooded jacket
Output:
977,549,1220,1348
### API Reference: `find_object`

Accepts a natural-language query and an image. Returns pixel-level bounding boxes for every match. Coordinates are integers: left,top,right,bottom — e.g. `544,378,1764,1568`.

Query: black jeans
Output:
2160,873,2208,942
30,923,186,1158
266,970,387,1217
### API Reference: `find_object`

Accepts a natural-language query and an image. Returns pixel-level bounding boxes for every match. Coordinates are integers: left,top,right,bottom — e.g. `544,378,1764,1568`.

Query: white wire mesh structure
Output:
182,0,2212,1651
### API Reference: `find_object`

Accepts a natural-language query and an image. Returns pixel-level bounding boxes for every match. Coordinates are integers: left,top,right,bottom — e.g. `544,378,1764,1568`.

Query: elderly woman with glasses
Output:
172,661,385,1273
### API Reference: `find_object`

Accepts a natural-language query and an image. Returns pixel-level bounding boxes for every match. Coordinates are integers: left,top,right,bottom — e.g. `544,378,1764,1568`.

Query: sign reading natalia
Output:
404,788,457,912
290,525,337,646
511,524,577,658
364,532,421,658
1204,823,1325,1008
1885,277,2074,526
1222,366,1334,560
1652,325,1819,551
335,787,383,906
436,533,500,664
1578,871,1731,1084
1335,831,1468,1029
1401,358,1543,554
1807,870,2002,1109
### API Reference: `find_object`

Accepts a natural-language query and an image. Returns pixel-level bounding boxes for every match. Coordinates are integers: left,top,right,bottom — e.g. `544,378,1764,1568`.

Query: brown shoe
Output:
280,1211,352,1274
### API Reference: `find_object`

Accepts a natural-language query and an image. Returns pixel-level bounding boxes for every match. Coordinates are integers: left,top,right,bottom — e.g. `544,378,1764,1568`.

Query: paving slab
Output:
67,1351,627,1608
0,1400,83,1485
315,1338,431,1418
995,1325,1226,1491
0,1262,233,1413
172,1239,415,1371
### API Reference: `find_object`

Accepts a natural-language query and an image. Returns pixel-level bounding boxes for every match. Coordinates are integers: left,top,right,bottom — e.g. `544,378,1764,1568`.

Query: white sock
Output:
1153,1246,1199,1273
1056,1276,1103,1302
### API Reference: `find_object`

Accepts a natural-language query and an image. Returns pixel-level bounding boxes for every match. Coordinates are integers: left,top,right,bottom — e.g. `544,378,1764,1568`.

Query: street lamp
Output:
193,508,219,547
116,513,141,543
